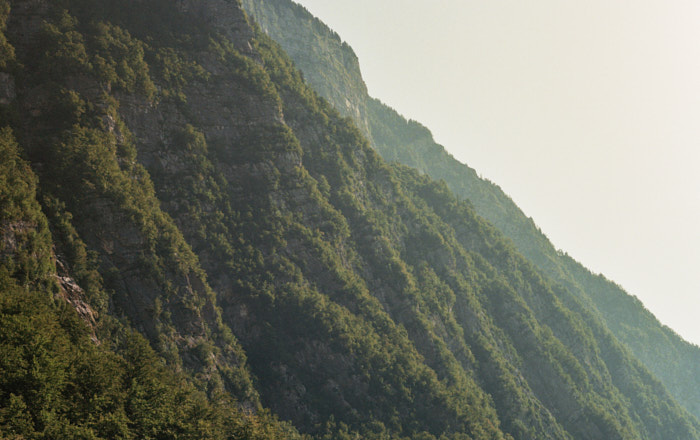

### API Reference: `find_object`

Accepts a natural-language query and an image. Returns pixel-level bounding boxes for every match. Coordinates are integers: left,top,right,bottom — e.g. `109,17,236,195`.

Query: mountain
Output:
241,0,700,421
0,95,299,439
1,0,698,439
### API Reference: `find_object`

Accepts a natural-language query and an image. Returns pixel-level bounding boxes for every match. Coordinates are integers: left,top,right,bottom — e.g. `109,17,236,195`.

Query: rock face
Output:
5,0,260,406
0,72,14,104
55,259,99,343
1,0,700,439
241,0,372,138
242,0,700,423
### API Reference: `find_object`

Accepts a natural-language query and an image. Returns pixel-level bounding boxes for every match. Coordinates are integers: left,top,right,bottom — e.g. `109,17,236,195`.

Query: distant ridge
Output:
242,0,700,420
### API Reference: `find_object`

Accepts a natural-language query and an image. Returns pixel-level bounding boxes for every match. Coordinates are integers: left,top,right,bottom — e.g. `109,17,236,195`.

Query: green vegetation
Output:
0,285,296,440
242,0,700,425
0,0,14,69
0,128,54,287
0,127,302,440
1,1,698,439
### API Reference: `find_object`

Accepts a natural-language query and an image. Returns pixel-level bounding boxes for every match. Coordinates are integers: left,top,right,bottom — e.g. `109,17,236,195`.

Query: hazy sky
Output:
294,0,700,345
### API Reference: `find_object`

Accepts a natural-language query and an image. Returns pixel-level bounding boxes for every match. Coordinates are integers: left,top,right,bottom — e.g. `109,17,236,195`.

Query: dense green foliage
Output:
242,0,700,424
0,284,303,440
0,128,304,439
1,0,698,439
0,128,54,287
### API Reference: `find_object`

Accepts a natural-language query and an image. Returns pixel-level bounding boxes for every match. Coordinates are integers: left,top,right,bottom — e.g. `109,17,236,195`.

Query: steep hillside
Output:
0,123,302,439
1,0,699,439
241,0,700,420
242,0,372,138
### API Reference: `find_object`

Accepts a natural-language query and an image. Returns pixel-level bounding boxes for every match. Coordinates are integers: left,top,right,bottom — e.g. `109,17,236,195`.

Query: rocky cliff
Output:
242,0,372,138
242,0,700,422
1,1,699,439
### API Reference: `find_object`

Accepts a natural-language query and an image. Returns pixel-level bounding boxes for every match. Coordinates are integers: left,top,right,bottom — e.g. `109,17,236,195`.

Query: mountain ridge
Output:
241,0,700,421
0,0,698,439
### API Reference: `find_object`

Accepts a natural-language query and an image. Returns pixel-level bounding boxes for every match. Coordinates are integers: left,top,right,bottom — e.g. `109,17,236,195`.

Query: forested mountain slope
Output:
1,0,698,439
241,0,700,420
0,113,301,438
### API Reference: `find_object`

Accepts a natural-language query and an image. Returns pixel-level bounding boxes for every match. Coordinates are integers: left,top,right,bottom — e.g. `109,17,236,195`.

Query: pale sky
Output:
293,0,700,346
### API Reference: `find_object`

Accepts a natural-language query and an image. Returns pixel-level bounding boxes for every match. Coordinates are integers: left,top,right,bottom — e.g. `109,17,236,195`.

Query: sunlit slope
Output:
242,0,700,421
0,0,698,439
